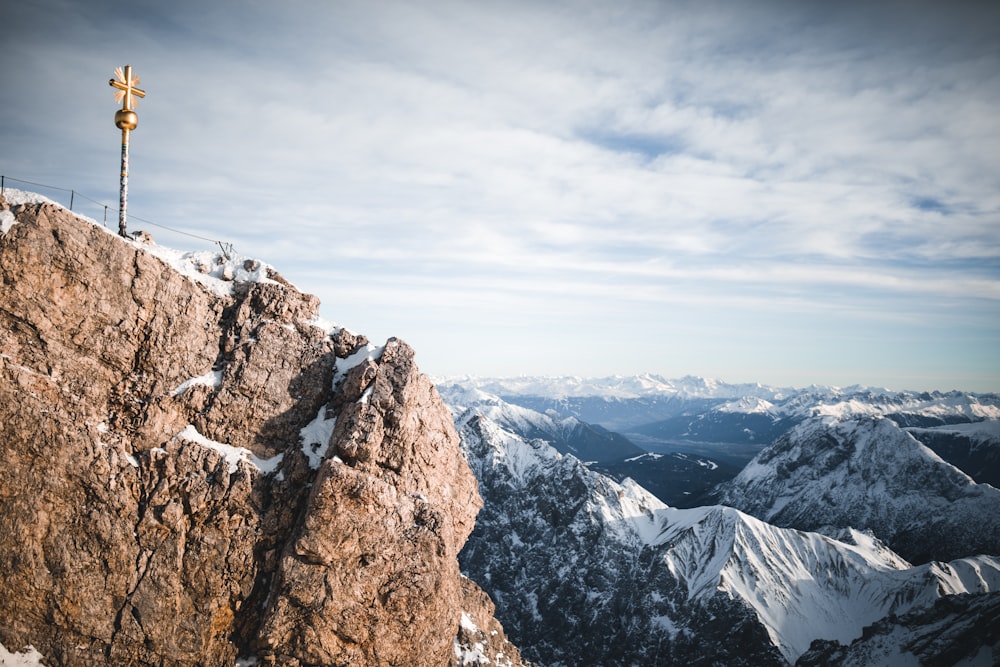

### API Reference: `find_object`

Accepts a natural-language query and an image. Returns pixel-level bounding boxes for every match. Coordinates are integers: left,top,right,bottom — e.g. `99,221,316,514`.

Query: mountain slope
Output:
714,416,1000,563
797,592,1000,666
438,384,643,461
907,420,1000,487
457,409,1000,665
457,412,786,666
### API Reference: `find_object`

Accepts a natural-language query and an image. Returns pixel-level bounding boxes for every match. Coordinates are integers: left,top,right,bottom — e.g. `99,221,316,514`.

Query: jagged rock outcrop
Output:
454,577,534,667
0,194,526,666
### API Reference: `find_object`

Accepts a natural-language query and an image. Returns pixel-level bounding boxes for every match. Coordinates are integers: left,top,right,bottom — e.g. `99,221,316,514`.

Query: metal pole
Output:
70,190,75,210
110,65,144,238
119,128,129,237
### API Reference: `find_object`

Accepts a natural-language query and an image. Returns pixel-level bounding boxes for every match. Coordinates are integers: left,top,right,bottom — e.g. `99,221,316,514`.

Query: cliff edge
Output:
0,192,529,666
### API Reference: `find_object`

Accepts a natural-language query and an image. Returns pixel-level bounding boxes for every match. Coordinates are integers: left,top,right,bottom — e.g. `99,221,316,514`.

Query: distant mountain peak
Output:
435,373,799,400
716,415,1000,563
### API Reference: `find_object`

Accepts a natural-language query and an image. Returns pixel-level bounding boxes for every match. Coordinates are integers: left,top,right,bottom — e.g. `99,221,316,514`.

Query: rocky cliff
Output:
0,192,529,667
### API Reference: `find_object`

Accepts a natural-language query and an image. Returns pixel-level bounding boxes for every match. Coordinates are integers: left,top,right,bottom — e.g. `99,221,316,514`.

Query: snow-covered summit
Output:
715,396,776,414
716,415,1000,563
657,502,1000,662
441,384,644,462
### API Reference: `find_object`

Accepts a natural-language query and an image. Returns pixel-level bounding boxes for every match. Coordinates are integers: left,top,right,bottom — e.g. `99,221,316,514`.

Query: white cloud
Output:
3,0,998,390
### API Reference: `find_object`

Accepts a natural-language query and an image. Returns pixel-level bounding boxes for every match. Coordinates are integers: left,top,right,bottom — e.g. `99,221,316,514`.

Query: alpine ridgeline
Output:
0,192,531,667
443,386,1000,666
713,415,1000,563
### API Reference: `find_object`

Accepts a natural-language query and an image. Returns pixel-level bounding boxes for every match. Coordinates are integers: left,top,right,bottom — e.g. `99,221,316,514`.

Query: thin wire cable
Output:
72,191,108,208
2,176,74,193
127,212,223,244
1,174,233,250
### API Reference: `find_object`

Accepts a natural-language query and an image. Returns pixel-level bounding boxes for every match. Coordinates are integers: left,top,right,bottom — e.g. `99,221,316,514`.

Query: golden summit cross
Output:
109,65,145,112
109,65,146,238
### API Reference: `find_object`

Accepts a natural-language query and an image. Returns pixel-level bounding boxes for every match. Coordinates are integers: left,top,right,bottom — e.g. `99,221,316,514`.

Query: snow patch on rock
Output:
173,425,283,474
171,369,223,397
0,641,47,667
299,405,337,469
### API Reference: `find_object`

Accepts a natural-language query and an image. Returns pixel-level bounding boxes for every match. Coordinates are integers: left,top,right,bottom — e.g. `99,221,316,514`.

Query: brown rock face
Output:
0,196,526,666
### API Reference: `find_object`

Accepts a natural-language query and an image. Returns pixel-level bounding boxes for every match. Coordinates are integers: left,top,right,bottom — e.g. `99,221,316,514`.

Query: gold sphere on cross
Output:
115,108,138,131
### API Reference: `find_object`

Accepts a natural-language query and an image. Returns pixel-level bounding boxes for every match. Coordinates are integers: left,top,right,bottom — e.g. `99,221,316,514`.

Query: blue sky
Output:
3,0,999,391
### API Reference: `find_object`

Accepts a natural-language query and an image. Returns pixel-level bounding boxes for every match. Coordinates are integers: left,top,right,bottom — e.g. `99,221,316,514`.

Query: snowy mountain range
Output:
437,383,737,506
443,377,1000,665
713,415,1000,563
439,375,1000,504
438,373,803,400
440,374,1000,427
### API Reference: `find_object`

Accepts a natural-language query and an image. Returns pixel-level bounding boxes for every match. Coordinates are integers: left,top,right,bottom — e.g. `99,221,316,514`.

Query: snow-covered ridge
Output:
910,419,1000,439
715,396,775,414
801,392,1000,421
458,411,564,487
444,385,582,439
0,186,60,208
1,187,286,299
461,408,1000,664
140,242,281,298
657,503,1000,662
716,415,1000,563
